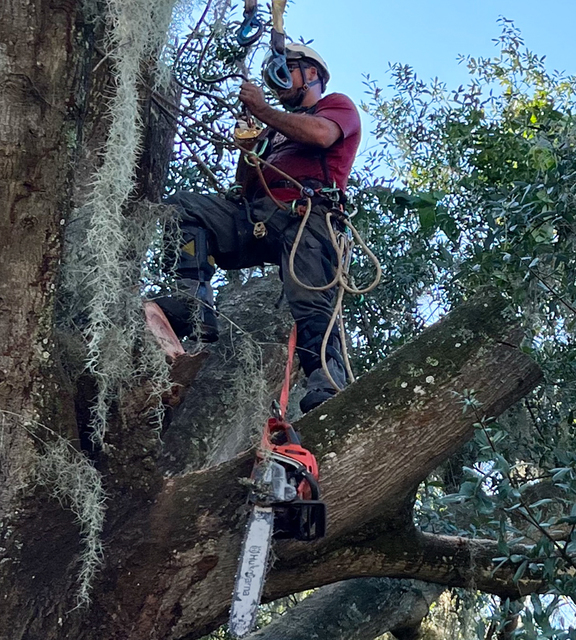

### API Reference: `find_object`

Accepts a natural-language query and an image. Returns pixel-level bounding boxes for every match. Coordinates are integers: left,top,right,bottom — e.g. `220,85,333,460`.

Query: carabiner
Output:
264,52,293,91
236,6,264,47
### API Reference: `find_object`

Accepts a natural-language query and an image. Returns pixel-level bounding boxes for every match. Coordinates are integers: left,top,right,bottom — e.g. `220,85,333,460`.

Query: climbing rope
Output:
234,140,381,392
271,0,287,35
286,199,381,389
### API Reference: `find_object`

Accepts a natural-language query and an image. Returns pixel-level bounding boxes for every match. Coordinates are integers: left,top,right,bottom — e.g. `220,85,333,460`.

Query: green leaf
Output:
529,498,554,508
510,554,525,563
418,206,437,233
513,559,528,583
530,593,542,616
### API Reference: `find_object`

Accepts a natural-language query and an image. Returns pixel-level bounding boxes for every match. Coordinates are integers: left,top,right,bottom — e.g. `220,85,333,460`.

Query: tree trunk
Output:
0,1,95,635
0,0,87,421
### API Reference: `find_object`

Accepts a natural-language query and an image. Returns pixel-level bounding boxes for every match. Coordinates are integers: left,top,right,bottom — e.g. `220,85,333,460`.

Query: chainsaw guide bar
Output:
228,416,326,637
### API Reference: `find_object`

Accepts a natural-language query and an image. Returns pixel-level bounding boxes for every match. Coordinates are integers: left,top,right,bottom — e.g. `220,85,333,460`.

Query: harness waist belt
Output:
268,178,326,191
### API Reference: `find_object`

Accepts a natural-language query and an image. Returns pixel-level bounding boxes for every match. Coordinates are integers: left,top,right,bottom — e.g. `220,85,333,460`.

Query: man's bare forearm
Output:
238,81,341,149
255,104,340,148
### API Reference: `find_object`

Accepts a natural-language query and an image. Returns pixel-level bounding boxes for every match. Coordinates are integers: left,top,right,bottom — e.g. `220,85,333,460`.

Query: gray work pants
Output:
165,192,338,322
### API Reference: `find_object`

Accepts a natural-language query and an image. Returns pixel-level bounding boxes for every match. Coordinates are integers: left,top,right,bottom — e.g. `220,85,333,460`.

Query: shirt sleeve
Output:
314,94,361,139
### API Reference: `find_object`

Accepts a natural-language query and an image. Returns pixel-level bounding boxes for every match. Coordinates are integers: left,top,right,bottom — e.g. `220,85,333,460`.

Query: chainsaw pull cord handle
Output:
279,323,298,419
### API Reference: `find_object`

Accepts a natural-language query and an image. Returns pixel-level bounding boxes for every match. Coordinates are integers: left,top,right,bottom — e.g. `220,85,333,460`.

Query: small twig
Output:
523,398,546,440
484,620,497,640
93,41,131,73
176,132,226,195
174,77,241,118
527,267,576,316
175,0,214,64
151,93,236,150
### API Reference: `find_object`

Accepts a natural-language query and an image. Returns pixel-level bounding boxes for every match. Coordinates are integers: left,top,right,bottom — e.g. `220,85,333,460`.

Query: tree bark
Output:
38,292,538,640
160,274,293,473
244,579,443,640
0,2,100,637
0,2,178,638
0,0,87,420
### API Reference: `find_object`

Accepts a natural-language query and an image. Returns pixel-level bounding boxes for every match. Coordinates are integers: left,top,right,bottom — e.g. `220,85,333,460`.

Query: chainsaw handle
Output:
284,425,301,445
299,468,320,501
267,417,301,446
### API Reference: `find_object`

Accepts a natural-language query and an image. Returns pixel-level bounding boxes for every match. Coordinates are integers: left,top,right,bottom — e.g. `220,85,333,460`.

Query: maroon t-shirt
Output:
260,93,361,202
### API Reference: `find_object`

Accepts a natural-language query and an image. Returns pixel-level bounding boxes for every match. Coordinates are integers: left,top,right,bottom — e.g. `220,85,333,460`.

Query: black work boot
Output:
299,357,347,413
153,279,219,343
154,225,219,343
296,316,348,413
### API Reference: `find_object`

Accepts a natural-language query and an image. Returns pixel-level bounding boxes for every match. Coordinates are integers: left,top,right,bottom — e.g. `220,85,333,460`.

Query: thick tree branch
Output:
101,293,542,640
267,532,546,601
246,578,443,640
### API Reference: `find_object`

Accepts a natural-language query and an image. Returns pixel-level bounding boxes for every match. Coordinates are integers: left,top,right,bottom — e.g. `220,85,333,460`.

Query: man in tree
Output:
158,44,361,413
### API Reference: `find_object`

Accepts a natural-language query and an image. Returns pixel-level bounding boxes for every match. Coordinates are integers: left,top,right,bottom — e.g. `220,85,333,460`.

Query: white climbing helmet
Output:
285,44,330,87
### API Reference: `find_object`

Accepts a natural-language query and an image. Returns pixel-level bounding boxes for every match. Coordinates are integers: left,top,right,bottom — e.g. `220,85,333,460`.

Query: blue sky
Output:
282,0,575,98
278,0,575,155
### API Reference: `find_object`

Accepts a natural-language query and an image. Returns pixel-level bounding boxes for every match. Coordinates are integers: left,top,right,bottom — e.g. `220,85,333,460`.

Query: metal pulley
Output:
233,116,263,142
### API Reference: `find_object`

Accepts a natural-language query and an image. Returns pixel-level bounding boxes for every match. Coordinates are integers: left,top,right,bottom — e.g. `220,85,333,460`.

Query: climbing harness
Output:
156,95,381,392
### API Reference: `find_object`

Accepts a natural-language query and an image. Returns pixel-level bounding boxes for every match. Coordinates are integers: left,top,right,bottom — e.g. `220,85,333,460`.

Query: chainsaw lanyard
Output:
279,324,298,419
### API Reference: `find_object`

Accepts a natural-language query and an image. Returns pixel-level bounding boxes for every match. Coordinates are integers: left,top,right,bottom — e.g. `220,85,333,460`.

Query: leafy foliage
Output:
163,2,272,195
362,18,576,637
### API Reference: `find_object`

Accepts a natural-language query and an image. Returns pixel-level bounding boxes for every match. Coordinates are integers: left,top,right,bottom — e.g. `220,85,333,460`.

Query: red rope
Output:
279,324,298,419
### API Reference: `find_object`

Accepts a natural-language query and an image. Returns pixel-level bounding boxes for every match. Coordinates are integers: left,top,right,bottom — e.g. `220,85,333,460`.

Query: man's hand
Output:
239,82,270,120
238,81,342,149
